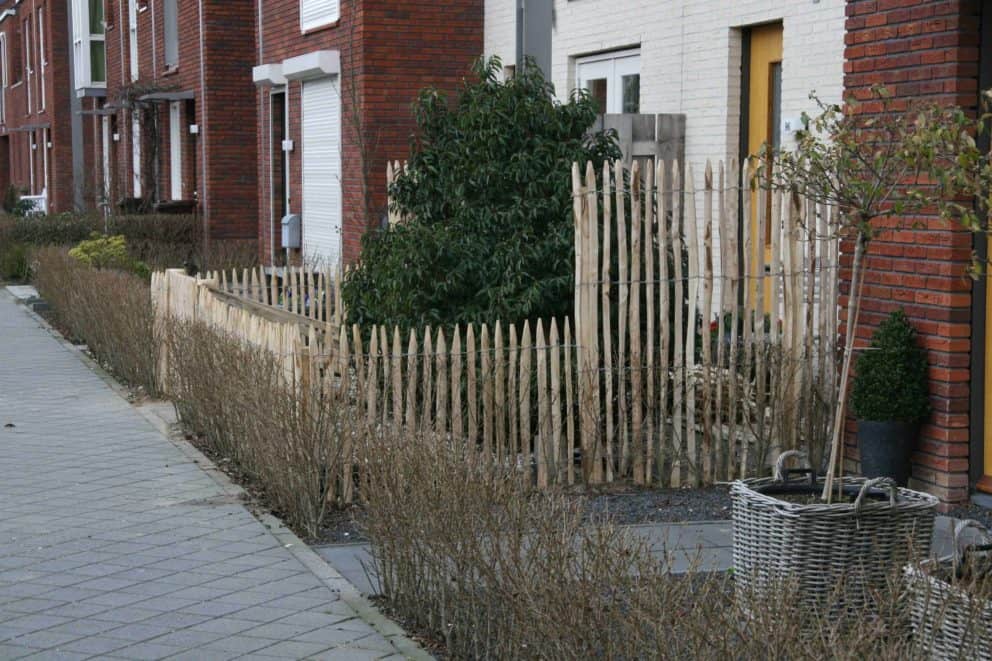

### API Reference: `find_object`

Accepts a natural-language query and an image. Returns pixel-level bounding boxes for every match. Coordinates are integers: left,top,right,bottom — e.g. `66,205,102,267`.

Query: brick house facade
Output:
843,0,989,505
253,0,482,268
86,0,257,241
0,0,80,214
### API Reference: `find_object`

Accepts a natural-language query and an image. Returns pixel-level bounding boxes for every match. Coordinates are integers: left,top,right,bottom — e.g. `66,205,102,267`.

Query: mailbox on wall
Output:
281,213,301,249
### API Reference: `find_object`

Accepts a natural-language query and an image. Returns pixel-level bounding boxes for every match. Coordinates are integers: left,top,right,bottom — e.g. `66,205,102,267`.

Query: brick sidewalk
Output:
0,290,423,661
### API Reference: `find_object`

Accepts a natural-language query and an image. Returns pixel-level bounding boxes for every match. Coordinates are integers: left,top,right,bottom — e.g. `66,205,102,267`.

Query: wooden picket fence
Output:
152,158,841,488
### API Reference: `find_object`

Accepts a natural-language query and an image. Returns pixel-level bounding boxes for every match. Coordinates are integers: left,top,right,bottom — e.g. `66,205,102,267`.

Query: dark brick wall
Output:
101,0,257,240
256,0,482,265
844,0,981,504
0,0,76,212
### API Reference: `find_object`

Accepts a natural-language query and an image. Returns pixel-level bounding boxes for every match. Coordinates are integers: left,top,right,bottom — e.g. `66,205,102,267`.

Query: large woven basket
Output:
904,520,992,661
732,450,938,611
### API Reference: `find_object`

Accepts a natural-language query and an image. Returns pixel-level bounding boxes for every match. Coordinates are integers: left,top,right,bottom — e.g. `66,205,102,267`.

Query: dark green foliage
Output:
0,242,29,281
343,57,621,329
5,213,197,248
851,309,930,423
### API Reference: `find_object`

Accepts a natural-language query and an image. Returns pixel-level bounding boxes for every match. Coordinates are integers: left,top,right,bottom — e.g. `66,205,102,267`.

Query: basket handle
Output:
773,450,809,483
952,519,992,569
853,477,898,512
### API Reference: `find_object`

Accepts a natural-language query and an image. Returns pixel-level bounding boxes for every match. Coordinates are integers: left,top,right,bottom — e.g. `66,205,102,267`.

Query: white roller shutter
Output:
300,0,339,32
301,75,342,268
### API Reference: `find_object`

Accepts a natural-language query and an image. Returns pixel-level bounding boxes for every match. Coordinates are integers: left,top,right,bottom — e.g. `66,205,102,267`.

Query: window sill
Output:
301,19,340,36
163,65,179,76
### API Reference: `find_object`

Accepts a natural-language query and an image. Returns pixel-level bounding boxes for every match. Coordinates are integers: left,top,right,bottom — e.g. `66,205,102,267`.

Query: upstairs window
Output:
0,34,7,124
576,49,641,114
24,16,32,113
37,9,45,110
163,0,177,68
128,0,137,81
71,0,106,91
300,0,339,32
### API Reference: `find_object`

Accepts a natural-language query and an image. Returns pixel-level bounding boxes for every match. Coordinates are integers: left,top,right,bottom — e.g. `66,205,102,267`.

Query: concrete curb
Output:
8,288,432,661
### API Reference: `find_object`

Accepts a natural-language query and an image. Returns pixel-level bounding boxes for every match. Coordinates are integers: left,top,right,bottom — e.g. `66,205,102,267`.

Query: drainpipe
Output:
259,0,274,262
197,0,210,243
150,0,157,79
67,0,84,210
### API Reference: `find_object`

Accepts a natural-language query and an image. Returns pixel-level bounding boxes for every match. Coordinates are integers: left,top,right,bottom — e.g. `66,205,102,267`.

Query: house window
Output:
576,49,640,114
299,0,339,32
0,34,7,124
163,0,177,68
71,0,106,91
132,112,141,197
37,9,45,111
128,0,138,81
169,101,182,199
24,17,33,113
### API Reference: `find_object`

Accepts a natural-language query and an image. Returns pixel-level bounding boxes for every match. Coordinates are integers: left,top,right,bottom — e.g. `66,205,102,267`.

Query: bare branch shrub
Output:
33,247,158,395
165,320,357,537
360,429,977,659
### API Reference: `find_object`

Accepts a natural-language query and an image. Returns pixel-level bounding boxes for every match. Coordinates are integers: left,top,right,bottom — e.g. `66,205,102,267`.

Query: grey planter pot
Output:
857,420,919,486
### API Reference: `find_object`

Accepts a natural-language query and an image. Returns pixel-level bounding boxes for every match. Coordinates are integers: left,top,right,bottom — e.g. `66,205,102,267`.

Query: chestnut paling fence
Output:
151,159,842,496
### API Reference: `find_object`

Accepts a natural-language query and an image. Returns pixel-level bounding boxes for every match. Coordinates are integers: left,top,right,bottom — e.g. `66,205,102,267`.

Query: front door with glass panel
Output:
576,50,640,114
745,22,783,309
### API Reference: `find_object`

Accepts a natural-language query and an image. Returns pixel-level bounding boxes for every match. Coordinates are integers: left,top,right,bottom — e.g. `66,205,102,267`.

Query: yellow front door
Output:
746,22,783,309
981,268,992,492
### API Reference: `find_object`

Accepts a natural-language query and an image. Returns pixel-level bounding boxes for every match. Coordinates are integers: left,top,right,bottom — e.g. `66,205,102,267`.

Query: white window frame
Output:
0,33,8,125
128,0,138,81
71,0,107,91
101,115,111,207
575,48,641,114
25,16,33,113
132,113,142,197
41,127,49,200
299,0,339,33
37,9,45,111
163,0,178,68
169,101,183,200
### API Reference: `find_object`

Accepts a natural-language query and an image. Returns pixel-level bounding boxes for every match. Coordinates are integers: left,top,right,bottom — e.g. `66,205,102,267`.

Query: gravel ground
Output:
579,485,732,524
947,503,992,535
313,485,733,545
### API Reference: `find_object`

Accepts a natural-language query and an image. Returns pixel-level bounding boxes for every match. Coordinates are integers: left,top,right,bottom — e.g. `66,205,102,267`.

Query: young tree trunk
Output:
822,229,867,502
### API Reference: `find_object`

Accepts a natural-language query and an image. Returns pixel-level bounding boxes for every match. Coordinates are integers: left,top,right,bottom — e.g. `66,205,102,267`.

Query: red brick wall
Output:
256,0,482,265
844,0,981,504
101,0,257,241
0,0,76,213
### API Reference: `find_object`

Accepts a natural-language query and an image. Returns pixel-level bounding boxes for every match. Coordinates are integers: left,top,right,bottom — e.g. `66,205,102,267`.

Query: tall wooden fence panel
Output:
152,159,840,489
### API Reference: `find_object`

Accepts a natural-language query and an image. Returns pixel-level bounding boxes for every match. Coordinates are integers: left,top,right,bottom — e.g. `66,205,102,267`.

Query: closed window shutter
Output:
299,0,339,31
301,76,342,268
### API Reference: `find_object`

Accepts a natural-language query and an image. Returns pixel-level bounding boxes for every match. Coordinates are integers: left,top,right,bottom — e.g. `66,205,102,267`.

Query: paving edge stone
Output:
12,292,432,661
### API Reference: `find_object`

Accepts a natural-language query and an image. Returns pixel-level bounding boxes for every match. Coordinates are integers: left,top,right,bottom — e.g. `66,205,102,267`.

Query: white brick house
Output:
485,0,846,172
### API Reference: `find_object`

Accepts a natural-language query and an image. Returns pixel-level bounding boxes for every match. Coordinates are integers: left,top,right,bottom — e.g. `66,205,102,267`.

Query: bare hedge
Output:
33,247,158,396
360,431,982,660
164,320,357,537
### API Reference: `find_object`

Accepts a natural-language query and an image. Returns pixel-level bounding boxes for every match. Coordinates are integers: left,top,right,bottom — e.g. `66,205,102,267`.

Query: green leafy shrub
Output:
0,242,29,281
69,233,150,277
851,309,930,423
343,57,621,329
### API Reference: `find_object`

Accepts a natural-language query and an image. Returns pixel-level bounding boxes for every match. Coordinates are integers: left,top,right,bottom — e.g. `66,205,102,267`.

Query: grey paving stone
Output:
204,635,280,654
105,641,186,660
60,636,132,655
0,292,413,660
253,640,334,658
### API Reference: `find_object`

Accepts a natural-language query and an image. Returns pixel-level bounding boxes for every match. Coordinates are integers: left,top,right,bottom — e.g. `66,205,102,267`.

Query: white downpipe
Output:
197,0,210,240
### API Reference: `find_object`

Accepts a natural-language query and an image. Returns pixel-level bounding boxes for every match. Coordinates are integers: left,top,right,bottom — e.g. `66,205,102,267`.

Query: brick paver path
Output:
0,290,415,660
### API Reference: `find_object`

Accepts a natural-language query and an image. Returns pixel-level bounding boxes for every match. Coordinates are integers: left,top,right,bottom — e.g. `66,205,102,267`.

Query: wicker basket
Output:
904,520,992,661
731,450,938,611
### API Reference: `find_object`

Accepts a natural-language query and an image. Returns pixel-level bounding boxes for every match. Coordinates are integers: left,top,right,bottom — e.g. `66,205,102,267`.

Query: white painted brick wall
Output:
485,0,846,314
487,0,845,170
